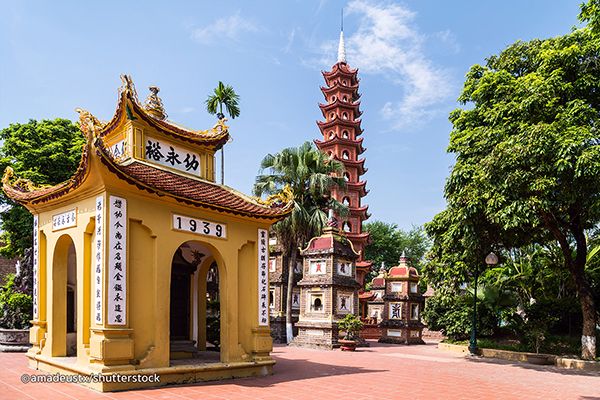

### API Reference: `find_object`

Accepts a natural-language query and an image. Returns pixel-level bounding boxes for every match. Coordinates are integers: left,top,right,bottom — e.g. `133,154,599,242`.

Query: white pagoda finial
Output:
337,9,346,63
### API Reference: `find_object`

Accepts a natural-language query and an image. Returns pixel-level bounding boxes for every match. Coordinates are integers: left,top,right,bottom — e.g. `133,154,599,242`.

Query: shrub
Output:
423,293,498,340
338,314,363,340
0,274,32,329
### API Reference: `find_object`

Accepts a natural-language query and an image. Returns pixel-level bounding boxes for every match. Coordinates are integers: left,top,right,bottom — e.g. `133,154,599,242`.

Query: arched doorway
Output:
169,241,222,363
51,234,77,357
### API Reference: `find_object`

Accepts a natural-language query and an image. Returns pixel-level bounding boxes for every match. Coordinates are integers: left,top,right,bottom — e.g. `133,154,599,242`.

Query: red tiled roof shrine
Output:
3,76,293,221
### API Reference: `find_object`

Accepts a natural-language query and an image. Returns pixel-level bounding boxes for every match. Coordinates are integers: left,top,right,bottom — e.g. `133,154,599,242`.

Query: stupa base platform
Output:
26,352,274,392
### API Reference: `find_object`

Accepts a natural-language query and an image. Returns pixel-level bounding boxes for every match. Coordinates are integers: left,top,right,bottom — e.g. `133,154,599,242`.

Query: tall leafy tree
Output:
427,13,600,358
205,81,240,185
254,141,347,343
0,119,84,257
364,221,430,278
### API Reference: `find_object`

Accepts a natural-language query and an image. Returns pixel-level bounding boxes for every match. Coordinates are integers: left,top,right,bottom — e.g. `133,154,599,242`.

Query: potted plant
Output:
337,314,363,351
0,273,33,352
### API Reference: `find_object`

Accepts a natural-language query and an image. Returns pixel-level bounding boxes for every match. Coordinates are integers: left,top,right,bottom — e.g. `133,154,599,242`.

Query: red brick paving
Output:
0,341,598,400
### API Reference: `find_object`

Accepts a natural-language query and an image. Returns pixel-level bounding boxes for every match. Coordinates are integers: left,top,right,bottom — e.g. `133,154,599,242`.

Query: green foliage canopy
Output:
205,81,240,119
363,221,430,277
0,119,84,257
254,141,348,342
426,22,600,359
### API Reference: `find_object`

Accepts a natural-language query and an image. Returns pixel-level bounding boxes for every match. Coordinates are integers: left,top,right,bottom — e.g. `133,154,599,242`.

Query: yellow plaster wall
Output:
24,132,274,381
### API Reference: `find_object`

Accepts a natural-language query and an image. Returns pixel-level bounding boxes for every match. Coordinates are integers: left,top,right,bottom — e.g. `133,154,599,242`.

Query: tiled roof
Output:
99,154,291,219
3,76,293,221
4,139,292,220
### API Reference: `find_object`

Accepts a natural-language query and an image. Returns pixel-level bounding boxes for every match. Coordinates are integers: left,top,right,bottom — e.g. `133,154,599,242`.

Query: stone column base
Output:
89,328,135,372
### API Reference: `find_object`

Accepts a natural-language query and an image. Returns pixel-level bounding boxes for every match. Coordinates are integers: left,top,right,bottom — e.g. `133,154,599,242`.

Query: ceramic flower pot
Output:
339,339,357,351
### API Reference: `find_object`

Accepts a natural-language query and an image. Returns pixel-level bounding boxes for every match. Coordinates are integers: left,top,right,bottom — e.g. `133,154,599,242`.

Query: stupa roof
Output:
388,253,419,279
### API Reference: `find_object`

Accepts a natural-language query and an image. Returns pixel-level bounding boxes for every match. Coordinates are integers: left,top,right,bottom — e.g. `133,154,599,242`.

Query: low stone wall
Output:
556,357,600,371
438,342,600,371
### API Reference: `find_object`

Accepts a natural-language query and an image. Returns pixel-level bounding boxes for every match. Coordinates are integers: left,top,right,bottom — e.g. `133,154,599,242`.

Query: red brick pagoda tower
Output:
315,28,372,288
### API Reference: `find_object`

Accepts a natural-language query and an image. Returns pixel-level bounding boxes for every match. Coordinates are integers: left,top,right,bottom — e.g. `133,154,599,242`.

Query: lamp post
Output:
469,251,498,355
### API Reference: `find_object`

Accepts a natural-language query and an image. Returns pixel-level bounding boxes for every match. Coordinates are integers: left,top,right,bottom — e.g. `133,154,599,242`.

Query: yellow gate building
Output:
2,76,292,391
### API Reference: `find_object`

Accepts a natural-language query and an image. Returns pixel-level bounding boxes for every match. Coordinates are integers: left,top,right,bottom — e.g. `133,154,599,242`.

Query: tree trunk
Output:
221,148,225,185
285,250,297,344
543,212,597,360
558,222,597,360
571,227,597,360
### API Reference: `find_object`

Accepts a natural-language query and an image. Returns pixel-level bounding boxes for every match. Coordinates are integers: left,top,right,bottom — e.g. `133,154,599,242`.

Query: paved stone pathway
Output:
0,341,598,399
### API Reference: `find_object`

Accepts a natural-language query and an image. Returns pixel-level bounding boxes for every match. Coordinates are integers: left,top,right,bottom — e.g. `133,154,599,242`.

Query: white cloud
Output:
283,28,296,54
316,0,454,129
190,11,259,44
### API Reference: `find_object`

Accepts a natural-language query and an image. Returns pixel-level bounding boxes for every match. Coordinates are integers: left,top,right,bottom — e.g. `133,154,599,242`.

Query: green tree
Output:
0,119,84,258
205,81,240,185
254,141,347,343
364,221,430,278
427,17,600,359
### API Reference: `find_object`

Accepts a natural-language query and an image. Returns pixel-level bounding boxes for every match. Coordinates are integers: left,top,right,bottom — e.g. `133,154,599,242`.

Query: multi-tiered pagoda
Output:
315,29,372,287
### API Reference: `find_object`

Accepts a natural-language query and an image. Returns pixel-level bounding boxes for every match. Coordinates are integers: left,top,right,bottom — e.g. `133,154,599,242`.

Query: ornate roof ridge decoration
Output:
98,75,230,148
300,221,360,259
93,139,293,219
2,138,91,204
254,185,294,209
143,86,167,120
1,167,53,193
2,75,293,220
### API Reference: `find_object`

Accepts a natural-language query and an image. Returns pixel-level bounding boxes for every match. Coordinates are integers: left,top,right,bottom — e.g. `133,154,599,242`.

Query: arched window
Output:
342,95,348,102
331,95,336,102
342,150,350,160
330,113,335,121
314,298,322,310
344,172,350,182
343,222,352,232
342,197,351,206
328,151,333,157
342,112,348,120
342,130,349,139
329,131,335,139
343,80,348,85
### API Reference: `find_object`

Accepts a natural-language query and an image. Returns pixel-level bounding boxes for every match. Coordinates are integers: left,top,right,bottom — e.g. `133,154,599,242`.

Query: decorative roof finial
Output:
399,250,407,262
144,86,167,120
337,9,346,64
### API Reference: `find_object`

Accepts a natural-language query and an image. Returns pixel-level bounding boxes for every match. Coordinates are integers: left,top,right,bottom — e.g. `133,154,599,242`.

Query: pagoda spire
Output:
337,9,346,63
315,21,372,296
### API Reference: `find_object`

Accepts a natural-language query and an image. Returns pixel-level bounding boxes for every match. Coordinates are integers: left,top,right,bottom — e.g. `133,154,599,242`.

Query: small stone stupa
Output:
293,210,361,349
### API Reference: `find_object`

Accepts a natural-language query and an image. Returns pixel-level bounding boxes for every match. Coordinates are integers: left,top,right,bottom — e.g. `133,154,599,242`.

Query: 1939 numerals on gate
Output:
173,214,227,239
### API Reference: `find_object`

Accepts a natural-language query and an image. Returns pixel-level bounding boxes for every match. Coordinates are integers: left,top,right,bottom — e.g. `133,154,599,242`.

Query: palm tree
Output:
254,141,348,343
206,81,240,184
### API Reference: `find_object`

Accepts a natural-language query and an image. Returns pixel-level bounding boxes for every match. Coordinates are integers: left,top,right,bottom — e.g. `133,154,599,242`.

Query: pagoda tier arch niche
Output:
3,75,293,391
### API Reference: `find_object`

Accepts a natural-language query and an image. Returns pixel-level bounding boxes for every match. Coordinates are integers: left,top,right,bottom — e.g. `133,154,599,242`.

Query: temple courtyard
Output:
0,341,597,400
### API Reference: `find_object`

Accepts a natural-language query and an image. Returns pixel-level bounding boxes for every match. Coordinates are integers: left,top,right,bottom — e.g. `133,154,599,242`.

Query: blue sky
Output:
0,1,582,230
